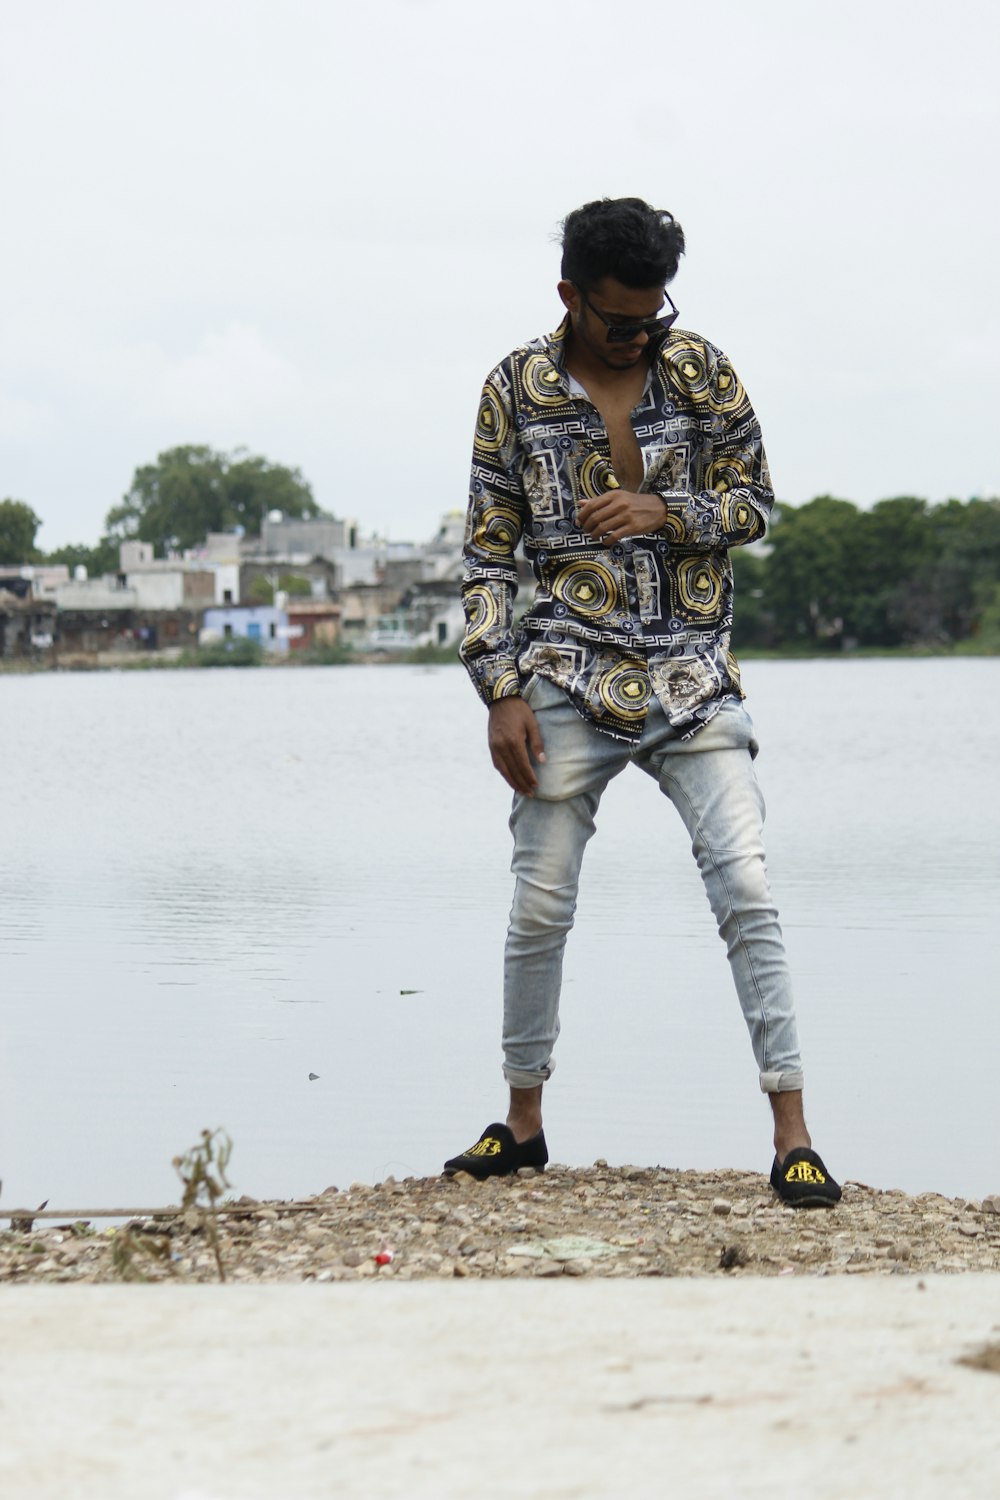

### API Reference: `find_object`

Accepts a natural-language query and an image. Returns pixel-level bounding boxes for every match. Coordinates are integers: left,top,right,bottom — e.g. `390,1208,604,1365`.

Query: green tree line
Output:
730,494,1000,651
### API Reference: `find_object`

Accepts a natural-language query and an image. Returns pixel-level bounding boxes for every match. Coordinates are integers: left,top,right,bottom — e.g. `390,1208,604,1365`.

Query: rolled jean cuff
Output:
503,1060,555,1089
759,1070,804,1094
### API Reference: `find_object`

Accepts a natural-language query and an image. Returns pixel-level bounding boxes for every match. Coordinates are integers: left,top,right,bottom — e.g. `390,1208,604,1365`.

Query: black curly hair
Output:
560,197,686,289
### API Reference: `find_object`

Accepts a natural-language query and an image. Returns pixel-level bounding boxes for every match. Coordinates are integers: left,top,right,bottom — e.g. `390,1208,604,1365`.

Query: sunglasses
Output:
578,286,679,343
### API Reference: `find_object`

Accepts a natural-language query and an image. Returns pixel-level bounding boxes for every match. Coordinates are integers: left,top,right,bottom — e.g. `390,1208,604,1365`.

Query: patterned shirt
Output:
459,314,773,743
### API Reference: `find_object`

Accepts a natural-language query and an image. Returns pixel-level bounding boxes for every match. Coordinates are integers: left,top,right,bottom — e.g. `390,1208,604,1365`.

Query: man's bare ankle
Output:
773,1131,811,1161
507,1084,543,1144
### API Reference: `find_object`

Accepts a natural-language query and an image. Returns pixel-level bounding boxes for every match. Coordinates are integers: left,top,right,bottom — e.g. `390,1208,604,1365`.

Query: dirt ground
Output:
4,1162,999,1284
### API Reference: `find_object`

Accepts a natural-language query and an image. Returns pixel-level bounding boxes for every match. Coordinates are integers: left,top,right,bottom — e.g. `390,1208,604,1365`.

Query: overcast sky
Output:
2,0,998,551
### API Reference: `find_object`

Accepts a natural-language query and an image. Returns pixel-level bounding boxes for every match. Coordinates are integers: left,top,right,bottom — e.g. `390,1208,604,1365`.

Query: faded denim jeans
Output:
503,676,804,1095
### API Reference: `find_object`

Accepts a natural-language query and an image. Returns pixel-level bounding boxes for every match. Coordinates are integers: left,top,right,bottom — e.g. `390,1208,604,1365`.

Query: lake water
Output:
1,659,998,1212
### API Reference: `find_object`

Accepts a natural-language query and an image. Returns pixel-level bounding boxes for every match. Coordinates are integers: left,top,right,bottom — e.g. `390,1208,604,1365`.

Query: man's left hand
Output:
577,489,667,545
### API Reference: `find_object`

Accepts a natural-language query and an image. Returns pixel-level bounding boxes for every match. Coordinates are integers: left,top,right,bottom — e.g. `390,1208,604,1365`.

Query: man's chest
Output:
514,390,703,515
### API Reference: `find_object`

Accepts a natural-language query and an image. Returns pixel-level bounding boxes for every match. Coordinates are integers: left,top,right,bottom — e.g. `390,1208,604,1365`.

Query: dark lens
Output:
607,318,662,344
606,325,637,343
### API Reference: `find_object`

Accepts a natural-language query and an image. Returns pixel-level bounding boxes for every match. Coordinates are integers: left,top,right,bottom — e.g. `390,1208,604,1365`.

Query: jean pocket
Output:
521,673,564,711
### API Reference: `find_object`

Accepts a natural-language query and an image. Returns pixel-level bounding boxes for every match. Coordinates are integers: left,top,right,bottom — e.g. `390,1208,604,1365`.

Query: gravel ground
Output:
3,1163,1000,1284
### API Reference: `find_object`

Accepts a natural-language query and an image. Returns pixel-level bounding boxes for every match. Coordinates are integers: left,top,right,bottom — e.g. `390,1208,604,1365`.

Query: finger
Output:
491,735,538,796
577,495,613,525
526,714,546,766
504,750,538,796
580,507,614,539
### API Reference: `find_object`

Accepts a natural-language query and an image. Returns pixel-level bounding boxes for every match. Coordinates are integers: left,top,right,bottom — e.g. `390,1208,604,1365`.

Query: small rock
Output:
889,1241,912,1261
711,1199,732,1217
340,1248,364,1267
982,1196,1000,1215
957,1222,981,1238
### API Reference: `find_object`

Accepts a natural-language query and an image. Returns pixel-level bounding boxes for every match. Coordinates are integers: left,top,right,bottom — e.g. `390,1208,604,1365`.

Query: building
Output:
118,541,219,610
259,513,355,556
285,599,342,652
368,579,465,652
201,605,290,653
0,579,58,659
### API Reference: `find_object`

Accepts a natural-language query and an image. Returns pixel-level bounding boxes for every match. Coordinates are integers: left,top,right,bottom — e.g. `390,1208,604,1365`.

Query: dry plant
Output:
173,1127,233,1282
110,1127,234,1283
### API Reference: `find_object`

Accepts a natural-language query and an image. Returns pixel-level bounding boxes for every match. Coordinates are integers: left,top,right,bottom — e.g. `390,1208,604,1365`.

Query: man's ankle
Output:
769,1088,811,1161
507,1084,543,1143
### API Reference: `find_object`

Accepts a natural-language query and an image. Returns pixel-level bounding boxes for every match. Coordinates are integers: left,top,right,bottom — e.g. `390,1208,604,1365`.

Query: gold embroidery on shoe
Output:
785,1161,826,1185
465,1136,503,1158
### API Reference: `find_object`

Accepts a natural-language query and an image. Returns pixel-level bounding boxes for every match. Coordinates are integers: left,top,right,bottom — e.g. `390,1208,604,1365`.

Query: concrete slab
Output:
2,1276,999,1499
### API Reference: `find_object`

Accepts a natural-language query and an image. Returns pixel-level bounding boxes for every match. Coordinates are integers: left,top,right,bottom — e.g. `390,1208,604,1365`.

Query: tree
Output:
920,497,1000,643
247,573,313,604
44,538,119,577
762,496,865,646
729,546,771,649
0,499,42,564
104,445,320,554
853,496,935,646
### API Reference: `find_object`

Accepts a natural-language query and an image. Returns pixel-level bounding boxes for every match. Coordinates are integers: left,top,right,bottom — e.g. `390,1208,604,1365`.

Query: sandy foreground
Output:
3,1161,1000,1282
4,1166,1000,1499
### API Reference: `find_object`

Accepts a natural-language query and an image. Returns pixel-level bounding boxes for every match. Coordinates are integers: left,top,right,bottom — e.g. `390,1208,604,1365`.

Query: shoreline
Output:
4,1162,999,1284
2,643,999,675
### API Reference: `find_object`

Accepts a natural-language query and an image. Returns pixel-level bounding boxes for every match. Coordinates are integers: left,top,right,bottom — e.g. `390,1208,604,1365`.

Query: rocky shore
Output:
3,1163,999,1284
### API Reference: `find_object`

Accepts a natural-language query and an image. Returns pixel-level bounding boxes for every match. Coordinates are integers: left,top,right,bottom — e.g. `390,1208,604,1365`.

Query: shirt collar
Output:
546,313,659,401
541,314,572,387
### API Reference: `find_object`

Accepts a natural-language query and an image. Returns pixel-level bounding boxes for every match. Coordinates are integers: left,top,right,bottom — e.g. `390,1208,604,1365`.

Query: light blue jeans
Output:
503,676,804,1095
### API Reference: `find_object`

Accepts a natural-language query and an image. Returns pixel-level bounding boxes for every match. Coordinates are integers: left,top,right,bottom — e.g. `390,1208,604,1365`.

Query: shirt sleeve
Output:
650,341,774,551
458,372,527,705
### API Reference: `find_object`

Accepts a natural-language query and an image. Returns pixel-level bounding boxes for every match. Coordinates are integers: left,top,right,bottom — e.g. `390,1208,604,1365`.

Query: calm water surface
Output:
1,659,998,1209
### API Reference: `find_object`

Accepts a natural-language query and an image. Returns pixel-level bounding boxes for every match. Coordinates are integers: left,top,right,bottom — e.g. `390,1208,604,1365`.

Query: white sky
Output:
2,0,998,551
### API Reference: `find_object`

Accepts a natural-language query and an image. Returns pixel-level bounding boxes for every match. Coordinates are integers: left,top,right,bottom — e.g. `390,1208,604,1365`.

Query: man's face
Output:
558,276,668,371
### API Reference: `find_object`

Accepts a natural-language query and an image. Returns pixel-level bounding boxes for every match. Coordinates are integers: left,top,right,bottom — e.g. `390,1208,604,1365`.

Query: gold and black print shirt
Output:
459,316,773,744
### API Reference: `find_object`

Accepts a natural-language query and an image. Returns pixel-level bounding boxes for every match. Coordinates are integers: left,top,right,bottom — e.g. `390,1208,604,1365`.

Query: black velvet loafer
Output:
443,1122,548,1179
771,1146,842,1208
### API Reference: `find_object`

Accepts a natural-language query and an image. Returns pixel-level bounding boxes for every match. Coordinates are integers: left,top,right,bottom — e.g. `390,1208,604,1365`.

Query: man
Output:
445,197,839,1208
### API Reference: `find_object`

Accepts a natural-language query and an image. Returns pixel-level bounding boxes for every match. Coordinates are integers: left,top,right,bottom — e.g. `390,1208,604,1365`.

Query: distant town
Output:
2,488,999,664
0,510,506,665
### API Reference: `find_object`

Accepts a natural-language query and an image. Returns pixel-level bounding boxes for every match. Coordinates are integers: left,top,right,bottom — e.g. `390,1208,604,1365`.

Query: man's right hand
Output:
488,697,546,796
